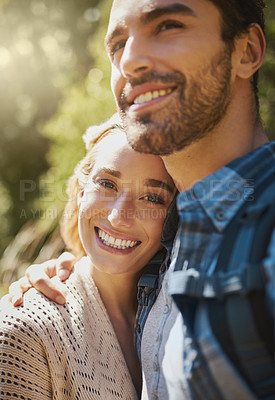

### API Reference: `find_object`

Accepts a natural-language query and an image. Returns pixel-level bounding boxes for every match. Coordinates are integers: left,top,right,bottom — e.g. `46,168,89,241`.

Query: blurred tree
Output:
0,0,103,253
260,1,275,140
0,0,115,288
39,0,115,215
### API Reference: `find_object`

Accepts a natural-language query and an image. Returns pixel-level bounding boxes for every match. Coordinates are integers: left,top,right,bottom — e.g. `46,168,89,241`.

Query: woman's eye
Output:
157,20,185,33
143,193,165,205
98,180,117,191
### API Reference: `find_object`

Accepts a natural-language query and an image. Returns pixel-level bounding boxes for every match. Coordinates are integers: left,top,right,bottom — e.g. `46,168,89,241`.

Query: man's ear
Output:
235,23,266,80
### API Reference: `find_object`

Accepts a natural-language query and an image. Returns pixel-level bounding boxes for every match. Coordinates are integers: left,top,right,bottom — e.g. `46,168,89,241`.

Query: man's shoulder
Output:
228,141,275,176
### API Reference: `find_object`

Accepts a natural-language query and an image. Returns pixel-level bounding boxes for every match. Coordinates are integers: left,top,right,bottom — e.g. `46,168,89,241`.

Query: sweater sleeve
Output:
0,308,52,399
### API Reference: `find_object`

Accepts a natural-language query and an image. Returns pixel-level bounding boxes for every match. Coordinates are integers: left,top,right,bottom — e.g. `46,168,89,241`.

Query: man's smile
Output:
133,88,173,105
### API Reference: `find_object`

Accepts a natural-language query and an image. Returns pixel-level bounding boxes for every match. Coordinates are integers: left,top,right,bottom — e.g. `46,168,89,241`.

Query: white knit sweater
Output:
0,258,138,400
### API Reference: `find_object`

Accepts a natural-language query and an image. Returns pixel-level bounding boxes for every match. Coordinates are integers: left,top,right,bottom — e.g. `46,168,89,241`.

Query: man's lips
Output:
133,88,174,105
126,84,176,106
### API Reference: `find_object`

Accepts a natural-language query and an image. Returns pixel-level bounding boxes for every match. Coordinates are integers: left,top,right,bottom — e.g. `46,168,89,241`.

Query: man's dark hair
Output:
209,0,266,111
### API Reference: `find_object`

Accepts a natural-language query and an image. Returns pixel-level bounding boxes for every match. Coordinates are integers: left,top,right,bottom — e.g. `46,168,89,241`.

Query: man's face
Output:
105,0,234,156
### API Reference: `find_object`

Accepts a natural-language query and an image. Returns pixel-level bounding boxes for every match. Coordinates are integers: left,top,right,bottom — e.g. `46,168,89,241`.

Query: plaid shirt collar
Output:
177,141,275,233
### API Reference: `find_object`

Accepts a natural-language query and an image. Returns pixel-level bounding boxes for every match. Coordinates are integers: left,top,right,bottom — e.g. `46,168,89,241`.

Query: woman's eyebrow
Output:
144,179,174,193
96,168,121,178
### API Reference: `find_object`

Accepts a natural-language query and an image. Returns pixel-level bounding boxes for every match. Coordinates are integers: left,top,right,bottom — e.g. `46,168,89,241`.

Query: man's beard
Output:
118,46,233,156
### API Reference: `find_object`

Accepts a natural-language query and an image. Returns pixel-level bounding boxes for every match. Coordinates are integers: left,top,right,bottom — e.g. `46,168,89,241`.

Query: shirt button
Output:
153,389,159,399
215,208,224,221
156,333,162,342
163,304,169,314
160,262,166,273
153,362,159,371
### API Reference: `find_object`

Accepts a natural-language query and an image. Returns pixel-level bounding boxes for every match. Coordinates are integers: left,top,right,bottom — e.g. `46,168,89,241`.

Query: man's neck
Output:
162,121,268,193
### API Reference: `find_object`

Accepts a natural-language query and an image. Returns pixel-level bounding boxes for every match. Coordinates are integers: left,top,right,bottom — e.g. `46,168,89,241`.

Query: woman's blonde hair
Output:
61,113,123,257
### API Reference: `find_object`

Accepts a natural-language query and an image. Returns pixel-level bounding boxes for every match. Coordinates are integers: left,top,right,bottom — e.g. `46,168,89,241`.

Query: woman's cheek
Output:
144,209,167,243
79,191,103,219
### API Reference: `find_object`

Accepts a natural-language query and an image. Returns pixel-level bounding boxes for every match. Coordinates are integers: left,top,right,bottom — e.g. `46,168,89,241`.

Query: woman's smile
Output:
95,226,141,253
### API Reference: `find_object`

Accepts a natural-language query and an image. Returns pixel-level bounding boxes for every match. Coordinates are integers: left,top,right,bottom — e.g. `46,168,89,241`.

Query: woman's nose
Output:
107,193,135,229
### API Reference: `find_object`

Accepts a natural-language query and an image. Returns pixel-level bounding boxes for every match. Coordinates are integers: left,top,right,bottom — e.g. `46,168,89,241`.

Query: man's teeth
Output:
134,88,172,105
97,228,139,249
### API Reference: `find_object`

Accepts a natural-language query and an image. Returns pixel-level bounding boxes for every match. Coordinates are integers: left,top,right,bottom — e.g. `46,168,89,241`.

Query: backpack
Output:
172,172,275,399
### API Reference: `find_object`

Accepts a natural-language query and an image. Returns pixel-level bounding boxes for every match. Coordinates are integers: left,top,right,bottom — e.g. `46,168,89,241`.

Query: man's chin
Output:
125,129,175,156
121,111,188,156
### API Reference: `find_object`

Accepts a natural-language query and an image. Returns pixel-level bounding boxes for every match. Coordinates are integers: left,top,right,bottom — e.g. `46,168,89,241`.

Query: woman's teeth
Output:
134,88,172,105
97,228,139,249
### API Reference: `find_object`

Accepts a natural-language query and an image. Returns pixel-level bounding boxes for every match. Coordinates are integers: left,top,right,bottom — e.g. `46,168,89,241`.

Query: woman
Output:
0,118,175,399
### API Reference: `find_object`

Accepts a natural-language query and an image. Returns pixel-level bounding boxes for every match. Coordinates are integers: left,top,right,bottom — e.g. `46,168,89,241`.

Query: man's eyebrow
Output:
104,3,195,51
104,27,124,51
141,3,196,24
96,168,121,178
144,179,174,193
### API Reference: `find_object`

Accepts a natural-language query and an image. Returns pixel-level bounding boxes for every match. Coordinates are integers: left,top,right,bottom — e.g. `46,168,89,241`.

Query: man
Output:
5,1,275,398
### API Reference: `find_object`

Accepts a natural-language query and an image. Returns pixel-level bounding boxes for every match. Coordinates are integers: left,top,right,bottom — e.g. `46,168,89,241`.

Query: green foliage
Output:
0,0,106,253
38,0,115,215
260,1,275,140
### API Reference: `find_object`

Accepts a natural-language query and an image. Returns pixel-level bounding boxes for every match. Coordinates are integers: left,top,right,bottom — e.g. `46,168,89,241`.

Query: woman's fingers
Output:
9,276,32,306
1,252,76,309
26,262,66,304
55,252,76,281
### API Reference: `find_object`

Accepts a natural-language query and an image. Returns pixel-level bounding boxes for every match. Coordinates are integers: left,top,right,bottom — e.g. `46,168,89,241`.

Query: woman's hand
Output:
0,252,76,309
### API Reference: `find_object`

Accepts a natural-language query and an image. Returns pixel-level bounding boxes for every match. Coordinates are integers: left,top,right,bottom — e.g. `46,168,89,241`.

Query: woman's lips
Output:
95,227,141,254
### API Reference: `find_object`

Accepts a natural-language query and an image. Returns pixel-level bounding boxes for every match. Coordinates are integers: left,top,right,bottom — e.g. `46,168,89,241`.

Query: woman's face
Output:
78,131,175,276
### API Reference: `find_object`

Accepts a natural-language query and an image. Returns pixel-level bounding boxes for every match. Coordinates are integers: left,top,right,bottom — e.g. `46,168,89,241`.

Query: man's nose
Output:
120,35,154,78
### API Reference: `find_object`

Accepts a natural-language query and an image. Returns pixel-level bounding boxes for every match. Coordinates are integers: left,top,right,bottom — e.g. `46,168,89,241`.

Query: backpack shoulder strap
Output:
215,170,275,277
176,172,275,300
207,172,275,398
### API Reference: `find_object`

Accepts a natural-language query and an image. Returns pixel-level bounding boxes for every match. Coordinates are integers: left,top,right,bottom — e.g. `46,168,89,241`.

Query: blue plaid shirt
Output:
168,141,275,399
135,141,275,399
